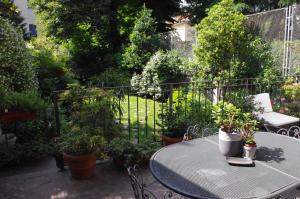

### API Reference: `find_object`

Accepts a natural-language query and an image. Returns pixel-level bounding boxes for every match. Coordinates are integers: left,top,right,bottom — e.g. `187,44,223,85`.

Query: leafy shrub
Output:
0,89,48,111
212,101,241,133
0,17,37,91
59,126,107,156
30,37,69,71
223,91,259,113
108,137,136,166
282,78,300,101
108,136,160,167
60,84,121,143
271,78,300,117
193,0,278,81
159,92,212,138
89,68,130,87
29,37,78,97
0,120,53,168
131,50,188,96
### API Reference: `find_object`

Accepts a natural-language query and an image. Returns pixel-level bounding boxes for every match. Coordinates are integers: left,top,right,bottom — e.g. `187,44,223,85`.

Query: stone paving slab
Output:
0,158,168,199
1,158,298,199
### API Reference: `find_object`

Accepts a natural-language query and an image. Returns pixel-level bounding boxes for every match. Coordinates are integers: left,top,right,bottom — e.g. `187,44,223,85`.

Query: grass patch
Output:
119,96,163,140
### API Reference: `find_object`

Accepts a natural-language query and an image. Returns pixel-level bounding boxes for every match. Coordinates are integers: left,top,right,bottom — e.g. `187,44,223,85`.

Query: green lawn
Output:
116,89,213,140
119,96,163,140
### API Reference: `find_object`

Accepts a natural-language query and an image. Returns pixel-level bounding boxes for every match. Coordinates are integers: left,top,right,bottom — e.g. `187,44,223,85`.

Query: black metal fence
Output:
51,77,293,142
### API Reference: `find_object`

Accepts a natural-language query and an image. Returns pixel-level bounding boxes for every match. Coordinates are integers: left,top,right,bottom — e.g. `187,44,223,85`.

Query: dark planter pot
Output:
0,111,38,124
63,153,96,179
53,68,65,77
162,135,183,146
113,157,126,168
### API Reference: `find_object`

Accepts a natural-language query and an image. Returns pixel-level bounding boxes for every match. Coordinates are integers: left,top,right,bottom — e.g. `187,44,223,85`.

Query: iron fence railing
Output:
51,76,297,142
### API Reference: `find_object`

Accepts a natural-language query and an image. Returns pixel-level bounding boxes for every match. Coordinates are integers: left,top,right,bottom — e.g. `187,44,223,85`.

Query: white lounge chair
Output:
252,93,300,128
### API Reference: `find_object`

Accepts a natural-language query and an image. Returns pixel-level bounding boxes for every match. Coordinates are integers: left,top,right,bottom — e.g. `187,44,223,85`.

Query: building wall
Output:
168,22,197,58
13,0,36,34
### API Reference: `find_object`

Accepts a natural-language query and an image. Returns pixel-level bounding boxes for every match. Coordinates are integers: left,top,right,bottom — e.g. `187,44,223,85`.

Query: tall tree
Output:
193,0,276,81
0,0,26,37
117,0,181,43
29,0,182,79
121,7,161,73
30,0,120,79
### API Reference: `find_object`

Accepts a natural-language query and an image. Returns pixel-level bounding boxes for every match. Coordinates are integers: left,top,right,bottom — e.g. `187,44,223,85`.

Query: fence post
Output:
169,84,173,113
52,92,61,137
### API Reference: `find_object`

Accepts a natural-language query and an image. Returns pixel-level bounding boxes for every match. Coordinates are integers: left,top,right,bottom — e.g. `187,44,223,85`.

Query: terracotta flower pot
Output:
0,111,37,124
162,135,183,146
63,153,96,179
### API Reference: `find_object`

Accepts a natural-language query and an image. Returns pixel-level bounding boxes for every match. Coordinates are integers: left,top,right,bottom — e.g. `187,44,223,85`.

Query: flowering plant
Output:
271,96,290,114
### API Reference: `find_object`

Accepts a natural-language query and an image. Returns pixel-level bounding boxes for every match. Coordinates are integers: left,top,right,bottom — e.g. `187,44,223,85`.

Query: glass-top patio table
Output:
150,132,300,199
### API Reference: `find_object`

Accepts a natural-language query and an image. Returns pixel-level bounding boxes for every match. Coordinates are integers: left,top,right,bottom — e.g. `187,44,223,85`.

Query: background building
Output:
14,0,37,37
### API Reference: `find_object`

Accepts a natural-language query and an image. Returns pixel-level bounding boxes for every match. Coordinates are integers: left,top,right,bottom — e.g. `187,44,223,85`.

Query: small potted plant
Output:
212,101,243,156
108,136,160,167
135,137,160,165
240,113,258,159
159,109,191,146
0,89,48,123
108,137,137,168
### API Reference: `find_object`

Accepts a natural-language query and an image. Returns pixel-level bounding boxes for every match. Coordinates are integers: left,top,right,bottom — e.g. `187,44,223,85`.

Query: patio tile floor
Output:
0,157,168,199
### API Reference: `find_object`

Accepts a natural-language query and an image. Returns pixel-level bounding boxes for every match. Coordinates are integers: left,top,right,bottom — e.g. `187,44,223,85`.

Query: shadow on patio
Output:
0,157,168,199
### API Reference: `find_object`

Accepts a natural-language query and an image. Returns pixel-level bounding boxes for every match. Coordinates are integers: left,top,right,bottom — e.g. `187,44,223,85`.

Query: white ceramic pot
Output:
243,145,257,159
219,128,242,157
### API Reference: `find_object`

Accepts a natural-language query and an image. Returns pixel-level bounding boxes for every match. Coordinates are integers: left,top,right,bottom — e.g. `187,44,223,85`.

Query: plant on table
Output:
240,113,258,159
212,101,243,156
212,101,241,133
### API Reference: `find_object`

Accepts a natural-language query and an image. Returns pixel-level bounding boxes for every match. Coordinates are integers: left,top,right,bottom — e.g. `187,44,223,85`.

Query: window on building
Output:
29,24,37,37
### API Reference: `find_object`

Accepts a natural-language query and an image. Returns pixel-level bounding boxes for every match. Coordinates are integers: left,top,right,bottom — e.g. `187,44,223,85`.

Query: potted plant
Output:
240,113,258,159
159,109,191,146
60,126,106,179
135,137,160,165
0,89,48,123
108,136,160,167
108,137,137,168
59,85,120,179
212,101,243,156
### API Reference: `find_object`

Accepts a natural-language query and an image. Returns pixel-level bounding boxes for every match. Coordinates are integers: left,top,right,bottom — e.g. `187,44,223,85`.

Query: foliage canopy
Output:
193,0,277,81
0,17,37,91
122,7,161,73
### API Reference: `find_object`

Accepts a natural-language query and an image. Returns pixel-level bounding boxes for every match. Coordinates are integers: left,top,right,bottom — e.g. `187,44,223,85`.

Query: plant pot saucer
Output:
226,157,254,166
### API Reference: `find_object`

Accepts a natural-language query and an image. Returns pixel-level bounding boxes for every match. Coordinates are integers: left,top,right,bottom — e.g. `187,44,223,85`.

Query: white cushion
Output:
256,112,299,127
253,93,273,113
